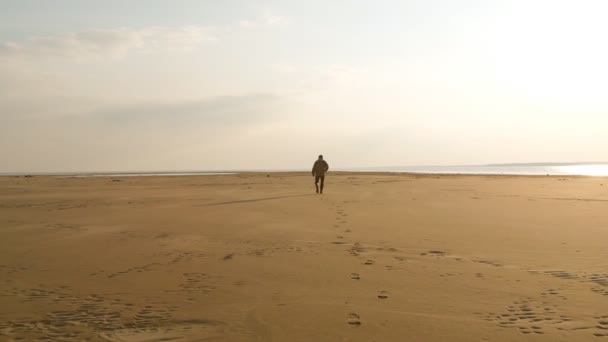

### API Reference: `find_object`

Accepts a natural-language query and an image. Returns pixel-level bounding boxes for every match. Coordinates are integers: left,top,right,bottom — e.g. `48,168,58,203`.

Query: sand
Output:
1,172,608,341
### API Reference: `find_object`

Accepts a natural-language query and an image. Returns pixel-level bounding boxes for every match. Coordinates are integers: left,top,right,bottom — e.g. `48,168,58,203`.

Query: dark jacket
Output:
312,160,329,176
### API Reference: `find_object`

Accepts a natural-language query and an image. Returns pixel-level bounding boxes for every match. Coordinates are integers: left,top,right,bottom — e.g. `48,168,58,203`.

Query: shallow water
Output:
340,164,608,176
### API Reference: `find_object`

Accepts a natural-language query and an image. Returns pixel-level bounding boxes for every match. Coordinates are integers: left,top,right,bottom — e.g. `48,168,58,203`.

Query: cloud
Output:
0,26,218,61
261,10,290,26
0,8,289,62
0,93,286,172
91,93,284,126
237,9,289,28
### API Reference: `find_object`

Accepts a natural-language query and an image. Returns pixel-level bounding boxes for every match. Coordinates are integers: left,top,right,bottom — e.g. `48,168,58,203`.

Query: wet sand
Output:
1,173,608,341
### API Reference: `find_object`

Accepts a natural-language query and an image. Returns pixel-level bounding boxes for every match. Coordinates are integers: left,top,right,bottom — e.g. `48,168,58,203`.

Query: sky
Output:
1,0,607,172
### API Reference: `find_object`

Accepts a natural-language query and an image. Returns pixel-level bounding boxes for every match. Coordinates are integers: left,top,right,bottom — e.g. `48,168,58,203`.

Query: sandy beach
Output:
1,173,608,341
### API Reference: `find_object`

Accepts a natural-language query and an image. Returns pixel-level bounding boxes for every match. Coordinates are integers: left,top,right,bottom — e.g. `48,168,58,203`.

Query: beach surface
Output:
1,173,608,341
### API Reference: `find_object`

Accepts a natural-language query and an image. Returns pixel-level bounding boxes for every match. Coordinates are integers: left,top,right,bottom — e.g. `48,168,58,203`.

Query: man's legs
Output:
314,176,320,193
319,176,325,194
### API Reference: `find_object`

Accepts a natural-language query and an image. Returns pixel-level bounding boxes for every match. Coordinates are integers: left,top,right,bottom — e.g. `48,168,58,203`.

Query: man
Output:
312,155,329,194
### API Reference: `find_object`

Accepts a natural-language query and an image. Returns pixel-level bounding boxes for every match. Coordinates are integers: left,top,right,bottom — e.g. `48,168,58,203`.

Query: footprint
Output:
350,273,360,280
347,313,361,326
544,270,579,280
349,242,365,256
364,260,374,265
377,291,389,299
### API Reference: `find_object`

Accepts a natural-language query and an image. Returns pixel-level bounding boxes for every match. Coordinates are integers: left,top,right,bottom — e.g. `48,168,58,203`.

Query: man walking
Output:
312,155,329,194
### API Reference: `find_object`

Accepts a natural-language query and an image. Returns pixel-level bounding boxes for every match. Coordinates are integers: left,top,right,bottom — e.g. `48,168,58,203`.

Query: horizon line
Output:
2,161,608,176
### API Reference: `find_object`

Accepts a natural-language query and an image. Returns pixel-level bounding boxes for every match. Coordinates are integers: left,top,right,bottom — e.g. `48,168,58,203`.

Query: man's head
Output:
318,155,323,160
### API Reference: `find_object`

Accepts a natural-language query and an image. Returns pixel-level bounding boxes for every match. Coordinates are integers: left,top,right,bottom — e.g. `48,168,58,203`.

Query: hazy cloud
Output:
92,93,283,126
237,9,289,28
0,93,286,172
0,8,289,62
0,26,218,61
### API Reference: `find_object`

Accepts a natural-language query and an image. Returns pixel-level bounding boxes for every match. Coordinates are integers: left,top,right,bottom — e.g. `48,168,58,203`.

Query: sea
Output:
338,163,608,176
3,163,608,177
